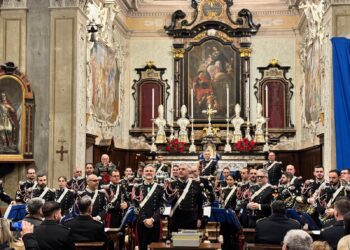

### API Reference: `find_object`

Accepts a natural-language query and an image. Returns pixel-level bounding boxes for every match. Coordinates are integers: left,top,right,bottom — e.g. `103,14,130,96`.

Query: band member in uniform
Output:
132,164,164,250
16,167,37,203
340,168,350,184
199,150,218,176
316,170,345,224
244,169,274,228
286,165,302,193
264,152,282,186
103,170,128,227
239,167,250,186
192,164,214,205
155,155,169,183
94,154,117,184
77,174,107,222
67,168,86,192
220,175,239,250
85,163,95,178
219,167,231,188
56,176,75,216
32,174,55,202
168,163,204,232
277,172,298,208
171,165,179,180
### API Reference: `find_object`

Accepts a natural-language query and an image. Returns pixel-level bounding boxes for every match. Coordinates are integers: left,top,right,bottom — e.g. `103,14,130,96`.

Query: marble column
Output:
48,0,87,186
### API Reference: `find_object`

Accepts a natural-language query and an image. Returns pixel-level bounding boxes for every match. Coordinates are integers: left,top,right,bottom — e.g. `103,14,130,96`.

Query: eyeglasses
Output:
90,180,99,182
257,176,266,179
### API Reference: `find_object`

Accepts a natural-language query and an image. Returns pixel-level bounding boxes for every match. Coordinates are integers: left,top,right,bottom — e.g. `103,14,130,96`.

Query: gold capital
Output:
240,48,252,58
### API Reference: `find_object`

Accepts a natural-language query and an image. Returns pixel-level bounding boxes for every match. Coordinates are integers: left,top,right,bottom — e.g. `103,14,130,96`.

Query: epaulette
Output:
77,190,85,195
133,183,141,187
100,184,110,189
50,188,56,192
99,189,107,194
19,181,25,185
68,189,75,193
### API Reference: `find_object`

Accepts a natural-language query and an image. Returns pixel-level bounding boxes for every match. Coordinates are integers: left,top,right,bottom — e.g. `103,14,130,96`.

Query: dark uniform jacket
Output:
77,188,107,219
221,186,237,210
94,163,117,184
255,214,301,244
320,220,345,250
67,177,86,192
133,182,164,222
199,159,218,176
0,184,12,204
63,215,107,243
264,161,282,186
32,187,56,202
55,188,75,215
245,184,274,219
22,233,40,250
15,180,36,202
34,220,74,250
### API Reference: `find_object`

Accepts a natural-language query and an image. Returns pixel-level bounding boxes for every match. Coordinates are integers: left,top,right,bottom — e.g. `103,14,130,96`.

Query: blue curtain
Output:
332,37,350,170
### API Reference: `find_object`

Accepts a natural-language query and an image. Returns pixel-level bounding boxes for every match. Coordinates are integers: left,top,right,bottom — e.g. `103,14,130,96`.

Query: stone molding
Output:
49,0,88,12
0,0,27,9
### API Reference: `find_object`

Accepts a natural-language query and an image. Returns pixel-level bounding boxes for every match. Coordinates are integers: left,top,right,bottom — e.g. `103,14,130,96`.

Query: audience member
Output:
63,196,107,243
320,197,350,249
22,198,44,227
282,229,313,250
34,201,74,250
337,211,350,249
311,241,332,250
255,200,301,244
21,221,40,250
0,218,24,250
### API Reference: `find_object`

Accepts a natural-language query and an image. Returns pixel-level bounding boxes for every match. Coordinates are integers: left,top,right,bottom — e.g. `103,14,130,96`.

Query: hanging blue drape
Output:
331,37,350,170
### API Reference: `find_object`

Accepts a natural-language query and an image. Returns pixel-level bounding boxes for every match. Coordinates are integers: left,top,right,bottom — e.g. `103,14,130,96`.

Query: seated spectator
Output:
255,200,301,244
63,196,107,243
23,198,44,227
21,221,40,250
320,198,350,249
282,229,313,250
311,241,332,250
34,201,74,250
337,211,350,250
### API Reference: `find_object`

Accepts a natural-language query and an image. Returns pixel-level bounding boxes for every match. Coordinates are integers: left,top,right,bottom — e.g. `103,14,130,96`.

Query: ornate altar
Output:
0,62,35,162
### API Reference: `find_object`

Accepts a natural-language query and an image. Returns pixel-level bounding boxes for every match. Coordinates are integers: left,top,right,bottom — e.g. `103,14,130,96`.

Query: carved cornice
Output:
126,8,298,18
331,0,350,4
0,0,27,9
49,0,88,12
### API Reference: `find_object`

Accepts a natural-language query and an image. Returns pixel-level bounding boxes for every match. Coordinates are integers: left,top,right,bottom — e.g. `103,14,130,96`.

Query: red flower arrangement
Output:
165,138,186,153
235,138,255,152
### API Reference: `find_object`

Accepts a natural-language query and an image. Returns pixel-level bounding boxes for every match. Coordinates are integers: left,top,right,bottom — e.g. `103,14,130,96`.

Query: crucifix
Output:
56,139,68,161
202,103,217,136
56,145,68,161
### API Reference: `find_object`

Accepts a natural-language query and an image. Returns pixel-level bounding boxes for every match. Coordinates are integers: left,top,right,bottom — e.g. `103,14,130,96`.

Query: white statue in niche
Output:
155,105,167,144
231,104,244,143
255,103,266,143
176,105,190,143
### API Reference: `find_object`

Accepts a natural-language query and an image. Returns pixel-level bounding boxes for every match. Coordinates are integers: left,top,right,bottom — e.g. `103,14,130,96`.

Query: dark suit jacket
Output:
255,214,301,244
34,220,74,250
320,220,345,250
63,215,107,243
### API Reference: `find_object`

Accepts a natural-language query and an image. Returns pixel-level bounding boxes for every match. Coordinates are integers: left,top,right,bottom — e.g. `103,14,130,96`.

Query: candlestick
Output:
226,87,229,118
152,88,155,119
265,85,268,118
191,88,194,118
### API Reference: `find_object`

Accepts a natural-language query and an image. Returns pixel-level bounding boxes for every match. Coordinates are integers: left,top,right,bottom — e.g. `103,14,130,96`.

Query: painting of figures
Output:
90,42,120,123
186,38,241,121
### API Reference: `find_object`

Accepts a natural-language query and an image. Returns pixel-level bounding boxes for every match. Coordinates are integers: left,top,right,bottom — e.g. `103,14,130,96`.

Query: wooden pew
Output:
245,243,282,250
74,242,105,250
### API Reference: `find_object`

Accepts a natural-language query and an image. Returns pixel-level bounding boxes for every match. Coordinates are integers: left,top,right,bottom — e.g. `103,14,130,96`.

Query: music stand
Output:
208,208,242,241
4,204,26,221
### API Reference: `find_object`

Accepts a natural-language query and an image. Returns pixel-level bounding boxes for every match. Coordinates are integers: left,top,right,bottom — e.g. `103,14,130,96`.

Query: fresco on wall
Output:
90,42,120,123
304,39,322,124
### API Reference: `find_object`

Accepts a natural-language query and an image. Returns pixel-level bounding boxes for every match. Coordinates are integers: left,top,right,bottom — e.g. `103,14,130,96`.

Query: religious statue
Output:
0,92,18,152
255,103,266,143
155,105,167,143
176,105,190,143
231,104,244,143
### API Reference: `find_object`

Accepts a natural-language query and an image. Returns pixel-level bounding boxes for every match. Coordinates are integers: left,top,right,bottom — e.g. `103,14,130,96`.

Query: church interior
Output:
1,0,350,249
